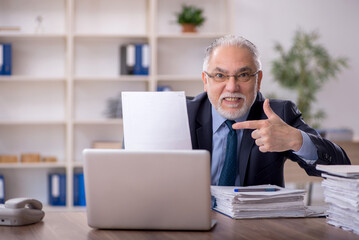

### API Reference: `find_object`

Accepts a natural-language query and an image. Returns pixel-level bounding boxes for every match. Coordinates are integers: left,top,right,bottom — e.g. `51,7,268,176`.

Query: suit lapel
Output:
197,125,212,153
196,97,213,154
239,93,265,186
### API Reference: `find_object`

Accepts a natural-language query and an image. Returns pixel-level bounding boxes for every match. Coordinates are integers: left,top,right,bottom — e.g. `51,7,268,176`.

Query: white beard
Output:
207,80,258,120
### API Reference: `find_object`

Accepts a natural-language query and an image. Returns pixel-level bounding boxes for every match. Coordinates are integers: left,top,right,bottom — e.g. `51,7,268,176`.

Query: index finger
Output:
232,120,266,130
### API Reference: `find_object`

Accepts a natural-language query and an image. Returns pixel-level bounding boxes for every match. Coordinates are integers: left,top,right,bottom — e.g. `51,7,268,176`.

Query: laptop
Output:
83,148,214,230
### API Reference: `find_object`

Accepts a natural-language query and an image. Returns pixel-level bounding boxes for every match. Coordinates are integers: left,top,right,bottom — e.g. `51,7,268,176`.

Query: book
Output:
211,185,323,219
42,156,57,163
0,155,18,163
21,153,41,163
0,175,4,204
0,43,12,75
48,173,66,206
73,173,86,206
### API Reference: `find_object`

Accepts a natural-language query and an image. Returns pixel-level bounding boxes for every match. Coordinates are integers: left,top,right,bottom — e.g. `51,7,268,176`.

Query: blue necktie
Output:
218,120,237,186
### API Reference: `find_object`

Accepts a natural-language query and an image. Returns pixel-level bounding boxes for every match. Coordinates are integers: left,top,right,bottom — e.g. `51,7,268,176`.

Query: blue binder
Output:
134,44,149,75
73,173,86,206
140,43,149,75
0,175,4,204
48,173,66,206
0,43,12,75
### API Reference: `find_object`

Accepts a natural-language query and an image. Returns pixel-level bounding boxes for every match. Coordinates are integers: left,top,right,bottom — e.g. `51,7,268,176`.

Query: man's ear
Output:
256,70,263,92
202,71,208,92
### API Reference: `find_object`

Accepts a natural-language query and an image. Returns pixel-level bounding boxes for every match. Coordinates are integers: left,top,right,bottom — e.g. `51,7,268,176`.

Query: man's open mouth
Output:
223,97,241,102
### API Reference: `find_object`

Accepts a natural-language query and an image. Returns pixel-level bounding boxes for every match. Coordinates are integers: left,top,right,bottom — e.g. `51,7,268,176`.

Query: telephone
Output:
0,198,45,226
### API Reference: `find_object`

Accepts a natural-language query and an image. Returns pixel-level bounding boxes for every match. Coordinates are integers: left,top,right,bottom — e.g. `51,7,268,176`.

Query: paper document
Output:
316,164,359,178
122,91,192,150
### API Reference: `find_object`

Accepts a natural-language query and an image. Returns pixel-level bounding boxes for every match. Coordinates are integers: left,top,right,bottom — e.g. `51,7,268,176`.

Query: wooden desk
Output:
1,211,358,240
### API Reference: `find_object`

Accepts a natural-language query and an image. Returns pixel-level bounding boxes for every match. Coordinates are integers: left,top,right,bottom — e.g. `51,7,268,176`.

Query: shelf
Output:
157,33,229,39
0,120,66,125
74,76,149,82
0,33,66,38
74,119,123,125
0,162,67,169
74,33,148,39
0,76,65,82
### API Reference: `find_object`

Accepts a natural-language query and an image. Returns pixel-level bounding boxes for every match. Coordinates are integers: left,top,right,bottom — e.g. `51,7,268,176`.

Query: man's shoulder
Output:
267,98,302,120
254,92,295,110
251,93,301,120
187,92,209,110
186,92,212,125
187,92,208,103
268,98,293,108
269,98,298,111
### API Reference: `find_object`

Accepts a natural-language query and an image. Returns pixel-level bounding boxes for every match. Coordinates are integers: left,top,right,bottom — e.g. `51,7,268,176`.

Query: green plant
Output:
271,29,348,128
176,5,205,27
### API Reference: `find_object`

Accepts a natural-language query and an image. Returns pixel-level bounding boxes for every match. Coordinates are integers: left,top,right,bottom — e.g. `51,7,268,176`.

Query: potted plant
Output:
271,29,348,128
176,5,205,33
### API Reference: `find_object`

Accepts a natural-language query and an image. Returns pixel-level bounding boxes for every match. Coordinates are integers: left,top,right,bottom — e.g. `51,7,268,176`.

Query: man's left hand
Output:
232,99,303,153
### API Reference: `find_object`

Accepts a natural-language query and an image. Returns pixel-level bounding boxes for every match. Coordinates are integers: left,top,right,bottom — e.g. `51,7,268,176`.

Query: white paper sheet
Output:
317,164,359,178
121,91,192,150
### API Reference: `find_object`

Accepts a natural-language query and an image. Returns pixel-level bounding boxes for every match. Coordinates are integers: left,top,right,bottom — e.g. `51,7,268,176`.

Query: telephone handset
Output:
0,198,45,226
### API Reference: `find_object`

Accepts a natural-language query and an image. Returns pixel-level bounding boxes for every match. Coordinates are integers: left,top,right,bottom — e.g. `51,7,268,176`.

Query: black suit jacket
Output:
187,92,351,187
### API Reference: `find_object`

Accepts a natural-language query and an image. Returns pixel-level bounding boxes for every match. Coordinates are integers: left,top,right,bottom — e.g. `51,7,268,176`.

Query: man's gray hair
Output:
203,35,262,71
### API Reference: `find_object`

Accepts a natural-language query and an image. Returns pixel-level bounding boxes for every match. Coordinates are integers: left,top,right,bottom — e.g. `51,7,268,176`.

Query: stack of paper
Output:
211,185,312,219
316,164,359,234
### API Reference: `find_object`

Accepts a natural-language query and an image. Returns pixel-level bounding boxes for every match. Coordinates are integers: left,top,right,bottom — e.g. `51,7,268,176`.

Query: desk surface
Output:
1,211,358,240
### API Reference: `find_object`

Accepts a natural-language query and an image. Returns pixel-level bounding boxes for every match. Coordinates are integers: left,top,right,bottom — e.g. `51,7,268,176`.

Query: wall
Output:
232,0,359,140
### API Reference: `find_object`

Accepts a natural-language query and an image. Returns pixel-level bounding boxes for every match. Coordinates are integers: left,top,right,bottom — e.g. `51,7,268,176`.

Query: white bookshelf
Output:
0,162,67,169
0,0,232,208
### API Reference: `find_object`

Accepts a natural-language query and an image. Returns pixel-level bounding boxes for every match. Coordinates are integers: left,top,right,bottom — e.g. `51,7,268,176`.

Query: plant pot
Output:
181,24,197,33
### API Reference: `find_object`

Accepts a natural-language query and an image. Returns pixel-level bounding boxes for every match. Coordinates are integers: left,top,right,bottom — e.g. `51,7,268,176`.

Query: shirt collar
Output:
211,105,249,134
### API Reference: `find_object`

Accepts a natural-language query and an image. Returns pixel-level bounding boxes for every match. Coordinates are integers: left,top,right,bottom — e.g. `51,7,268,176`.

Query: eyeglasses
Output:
204,70,260,83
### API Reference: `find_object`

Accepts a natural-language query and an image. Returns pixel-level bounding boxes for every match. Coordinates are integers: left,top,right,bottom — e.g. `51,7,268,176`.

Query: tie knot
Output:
225,120,236,132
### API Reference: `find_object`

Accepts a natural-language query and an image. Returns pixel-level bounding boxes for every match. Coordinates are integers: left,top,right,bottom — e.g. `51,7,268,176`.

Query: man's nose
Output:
225,76,238,92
